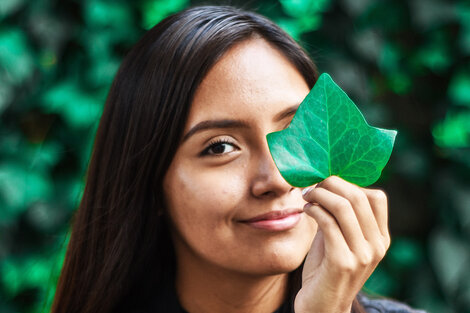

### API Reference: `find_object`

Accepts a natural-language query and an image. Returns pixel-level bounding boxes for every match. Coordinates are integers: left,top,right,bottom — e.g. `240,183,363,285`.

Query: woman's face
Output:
163,38,317,276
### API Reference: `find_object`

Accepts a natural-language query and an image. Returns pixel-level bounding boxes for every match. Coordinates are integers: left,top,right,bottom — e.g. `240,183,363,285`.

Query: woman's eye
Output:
202,141,237,156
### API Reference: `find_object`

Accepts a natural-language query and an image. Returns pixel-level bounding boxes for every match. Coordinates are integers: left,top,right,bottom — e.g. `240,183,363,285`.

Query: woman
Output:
52,6,426,313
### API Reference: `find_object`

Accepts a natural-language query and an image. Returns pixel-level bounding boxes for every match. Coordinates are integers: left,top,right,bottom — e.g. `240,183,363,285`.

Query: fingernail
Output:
302,186,313,196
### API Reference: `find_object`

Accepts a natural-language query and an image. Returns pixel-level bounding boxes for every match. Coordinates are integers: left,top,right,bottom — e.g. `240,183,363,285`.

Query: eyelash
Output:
200,138,238,156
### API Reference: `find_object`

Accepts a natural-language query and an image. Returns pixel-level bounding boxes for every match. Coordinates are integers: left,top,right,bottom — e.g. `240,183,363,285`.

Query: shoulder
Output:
357,294,428,313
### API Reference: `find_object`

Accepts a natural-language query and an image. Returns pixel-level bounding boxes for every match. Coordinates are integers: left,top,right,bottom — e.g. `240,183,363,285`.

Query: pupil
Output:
212,144,225,154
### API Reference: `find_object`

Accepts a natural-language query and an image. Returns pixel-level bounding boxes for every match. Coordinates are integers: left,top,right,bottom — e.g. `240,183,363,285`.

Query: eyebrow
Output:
182,104,300,143
273,104,299,122
182,119,249,142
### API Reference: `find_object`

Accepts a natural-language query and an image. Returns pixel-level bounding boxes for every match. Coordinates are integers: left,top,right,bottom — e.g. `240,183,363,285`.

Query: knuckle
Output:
328,175,341,183
383,233,391,250
372,244,387,261
370,189,388,204
348,189,367,204
332,198,351,212
321,214,336,228
357,251,373,266
321,175,339,187
370,238,390,262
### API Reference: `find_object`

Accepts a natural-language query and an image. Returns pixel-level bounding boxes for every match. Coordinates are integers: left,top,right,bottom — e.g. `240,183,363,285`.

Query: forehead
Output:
186,38,309,128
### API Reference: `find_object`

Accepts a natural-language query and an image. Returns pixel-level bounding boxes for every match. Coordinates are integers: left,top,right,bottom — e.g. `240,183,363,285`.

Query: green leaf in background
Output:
141,0,189,29
267,73,397,187
277,0,330,39
364,266,398,296
1,257,54,296
432,110,470,148
457,3,470,54
0,0,23,20
448,71,470,107
387,237,424,270
379,42,401,73
0,78,13,115
0,28,35,84
413,33,451,73
41,81,102,129
0,163,53,220
430,229,470,295
84,0,132,28
279,0,330,18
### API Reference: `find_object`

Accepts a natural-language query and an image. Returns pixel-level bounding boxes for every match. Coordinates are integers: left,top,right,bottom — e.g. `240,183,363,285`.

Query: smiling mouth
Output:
240,209,303,231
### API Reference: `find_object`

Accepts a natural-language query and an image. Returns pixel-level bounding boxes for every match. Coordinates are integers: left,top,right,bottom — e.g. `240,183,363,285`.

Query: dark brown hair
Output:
51,5,365,313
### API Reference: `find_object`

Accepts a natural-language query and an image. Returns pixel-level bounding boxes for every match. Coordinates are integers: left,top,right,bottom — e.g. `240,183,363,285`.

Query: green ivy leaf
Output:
267,73,397,187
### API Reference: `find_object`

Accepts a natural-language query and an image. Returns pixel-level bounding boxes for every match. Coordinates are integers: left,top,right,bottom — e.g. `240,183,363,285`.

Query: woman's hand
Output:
294,176,391,313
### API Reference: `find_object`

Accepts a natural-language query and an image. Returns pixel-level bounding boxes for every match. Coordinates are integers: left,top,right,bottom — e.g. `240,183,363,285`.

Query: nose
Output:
250,141,295,198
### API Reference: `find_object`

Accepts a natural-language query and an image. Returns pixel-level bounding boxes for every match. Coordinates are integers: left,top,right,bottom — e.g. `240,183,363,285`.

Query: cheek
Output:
164,162,246,235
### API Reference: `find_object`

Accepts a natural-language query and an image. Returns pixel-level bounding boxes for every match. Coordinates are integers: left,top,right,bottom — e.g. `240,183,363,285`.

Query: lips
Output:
240,209,303,231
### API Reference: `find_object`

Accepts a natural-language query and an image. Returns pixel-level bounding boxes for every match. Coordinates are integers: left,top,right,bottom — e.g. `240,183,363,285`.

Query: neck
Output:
175,249,289,313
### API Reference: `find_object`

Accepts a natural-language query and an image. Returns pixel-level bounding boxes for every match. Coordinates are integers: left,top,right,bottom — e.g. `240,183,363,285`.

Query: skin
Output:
163,38,390,313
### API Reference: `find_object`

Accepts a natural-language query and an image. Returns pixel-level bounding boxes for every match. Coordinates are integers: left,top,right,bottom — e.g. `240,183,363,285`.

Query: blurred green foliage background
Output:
0,0,469,312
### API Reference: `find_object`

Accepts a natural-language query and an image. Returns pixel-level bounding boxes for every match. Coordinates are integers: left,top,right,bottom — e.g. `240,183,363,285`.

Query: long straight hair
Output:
51,6,365,313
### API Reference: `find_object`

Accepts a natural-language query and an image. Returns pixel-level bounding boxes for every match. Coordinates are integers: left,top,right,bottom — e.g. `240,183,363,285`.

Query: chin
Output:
236,244,309,276
267,251,307,274
241,230,314,276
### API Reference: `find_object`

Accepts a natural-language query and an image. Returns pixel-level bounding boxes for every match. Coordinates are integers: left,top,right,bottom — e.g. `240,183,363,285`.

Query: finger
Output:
361,188,390,241
304,187,366,253
304,203,352,260
313,176,382,243
303,229,324,275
